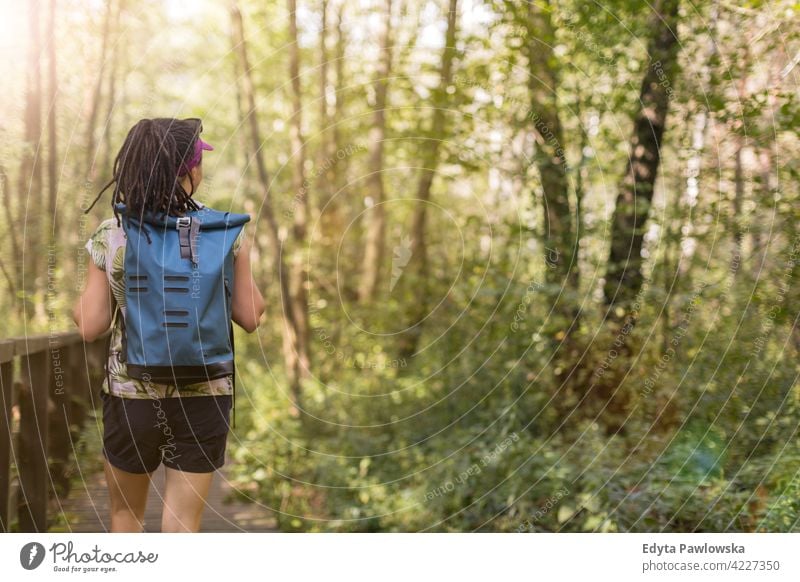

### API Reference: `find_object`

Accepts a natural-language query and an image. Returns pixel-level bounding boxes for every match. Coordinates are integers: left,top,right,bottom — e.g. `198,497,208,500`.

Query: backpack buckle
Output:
176,216,191,229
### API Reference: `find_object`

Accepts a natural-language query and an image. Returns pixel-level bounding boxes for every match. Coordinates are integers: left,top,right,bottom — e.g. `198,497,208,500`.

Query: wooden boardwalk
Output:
56,426,277,533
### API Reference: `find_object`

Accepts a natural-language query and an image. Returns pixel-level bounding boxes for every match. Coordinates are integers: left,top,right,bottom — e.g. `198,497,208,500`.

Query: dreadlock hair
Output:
86,117,204,225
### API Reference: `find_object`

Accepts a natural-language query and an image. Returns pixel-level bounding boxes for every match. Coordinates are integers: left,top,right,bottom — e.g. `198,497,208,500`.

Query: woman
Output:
73,118,265,532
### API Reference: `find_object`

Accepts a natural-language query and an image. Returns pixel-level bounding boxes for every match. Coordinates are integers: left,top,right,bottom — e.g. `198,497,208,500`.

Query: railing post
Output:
0,340,15,533
17,346,51,533
87,336,109,404
48,338,72,498
66,342,87,432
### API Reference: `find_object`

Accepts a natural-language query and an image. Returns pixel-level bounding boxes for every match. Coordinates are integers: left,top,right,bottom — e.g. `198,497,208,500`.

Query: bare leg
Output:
161,467,215,532
104,459,152,532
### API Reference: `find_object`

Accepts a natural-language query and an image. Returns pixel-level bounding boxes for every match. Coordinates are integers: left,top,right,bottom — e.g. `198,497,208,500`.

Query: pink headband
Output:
178,137,214,176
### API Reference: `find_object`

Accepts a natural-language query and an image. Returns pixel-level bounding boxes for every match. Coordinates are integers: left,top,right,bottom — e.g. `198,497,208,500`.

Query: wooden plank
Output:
11,332,82,358
0,360,14,532
0,341,14,365
17,351,50,532
14,336,51,357
47,331,84,350
59,464,278,533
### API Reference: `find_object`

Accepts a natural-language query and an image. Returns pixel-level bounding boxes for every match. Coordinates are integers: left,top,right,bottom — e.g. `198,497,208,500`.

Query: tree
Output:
46,0,58,232
525,0,578,294
592,0,681,431
316,0,332,201
84,0,114,181
20,0,44,320
229,0,305,413
358,0,394,302
520,0,585,406
287,0,312,388
397,0,458,360
100,0,127,184
317,0,349,245
602,0,681,315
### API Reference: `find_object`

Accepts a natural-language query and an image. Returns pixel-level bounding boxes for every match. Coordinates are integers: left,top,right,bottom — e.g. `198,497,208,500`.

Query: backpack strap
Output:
104,302,124,396
230,320,236,430
176,216,201,264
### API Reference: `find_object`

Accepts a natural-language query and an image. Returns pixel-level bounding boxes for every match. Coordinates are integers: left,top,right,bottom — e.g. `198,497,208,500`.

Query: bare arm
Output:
231,237,265,333
72,261,113,342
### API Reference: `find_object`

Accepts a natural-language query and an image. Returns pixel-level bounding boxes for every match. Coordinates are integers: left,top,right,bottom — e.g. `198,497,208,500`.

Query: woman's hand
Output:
72,261,113,342
231,237,265,332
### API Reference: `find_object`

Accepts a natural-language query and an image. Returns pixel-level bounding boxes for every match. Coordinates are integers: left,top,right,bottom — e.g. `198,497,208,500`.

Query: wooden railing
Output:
0,330,109,532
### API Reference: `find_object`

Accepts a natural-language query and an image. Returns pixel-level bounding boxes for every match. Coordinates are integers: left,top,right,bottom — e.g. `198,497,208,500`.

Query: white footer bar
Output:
2,533,798,581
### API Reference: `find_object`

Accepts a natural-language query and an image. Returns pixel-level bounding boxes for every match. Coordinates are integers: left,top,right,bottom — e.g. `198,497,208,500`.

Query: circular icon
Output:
20,542,46,570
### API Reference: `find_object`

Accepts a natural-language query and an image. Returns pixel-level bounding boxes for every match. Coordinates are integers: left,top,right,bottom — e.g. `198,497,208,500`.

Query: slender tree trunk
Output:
675,1,718,280
602,0,680,312
526,0,577,292
397,0,458,360
732,44,750,278
332,0,346,184
732,139,745,265
395,0,421,68
42,0,58,327
100,0,126,184
20,0,43,321
230,0,304,413
318,0,348,257
592,0,680,432
46,0,58,232
0,161,19,302
84,0,113,181
316,0,333,202
572,98,590,293
357,0,394,302
664,2,718,349
287,0,312,382
752,147,773,278
523,0,584,408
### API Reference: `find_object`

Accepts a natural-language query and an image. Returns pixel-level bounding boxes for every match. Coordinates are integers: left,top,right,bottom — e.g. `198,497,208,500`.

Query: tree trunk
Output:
732,43,749,277
680,0,717,279
526,0,577,292
230,0,304,414
316,0,332,202
84,0,114,181
357,0,394,302
287,0,312,384
732,140,745,268
602,0,680,312
332,0,346,179
46,0,58,232
100,0,126,184
590,0,680,433
397,0,458,360
523,0,583,406
0,161,19,302
20,0,43,321
752,147,773,279
319,0,348,246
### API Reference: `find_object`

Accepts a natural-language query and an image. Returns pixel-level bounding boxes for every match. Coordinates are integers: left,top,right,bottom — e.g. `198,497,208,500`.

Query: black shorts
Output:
101,391,233,474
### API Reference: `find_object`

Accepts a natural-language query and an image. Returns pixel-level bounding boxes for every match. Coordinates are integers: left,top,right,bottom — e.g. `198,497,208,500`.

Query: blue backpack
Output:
115,203,250,388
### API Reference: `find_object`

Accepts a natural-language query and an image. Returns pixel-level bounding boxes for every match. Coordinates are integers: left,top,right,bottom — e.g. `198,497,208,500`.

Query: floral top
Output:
85,209,245,399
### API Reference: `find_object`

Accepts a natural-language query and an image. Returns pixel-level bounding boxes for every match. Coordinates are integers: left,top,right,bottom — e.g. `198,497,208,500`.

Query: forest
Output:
1,0,799,532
